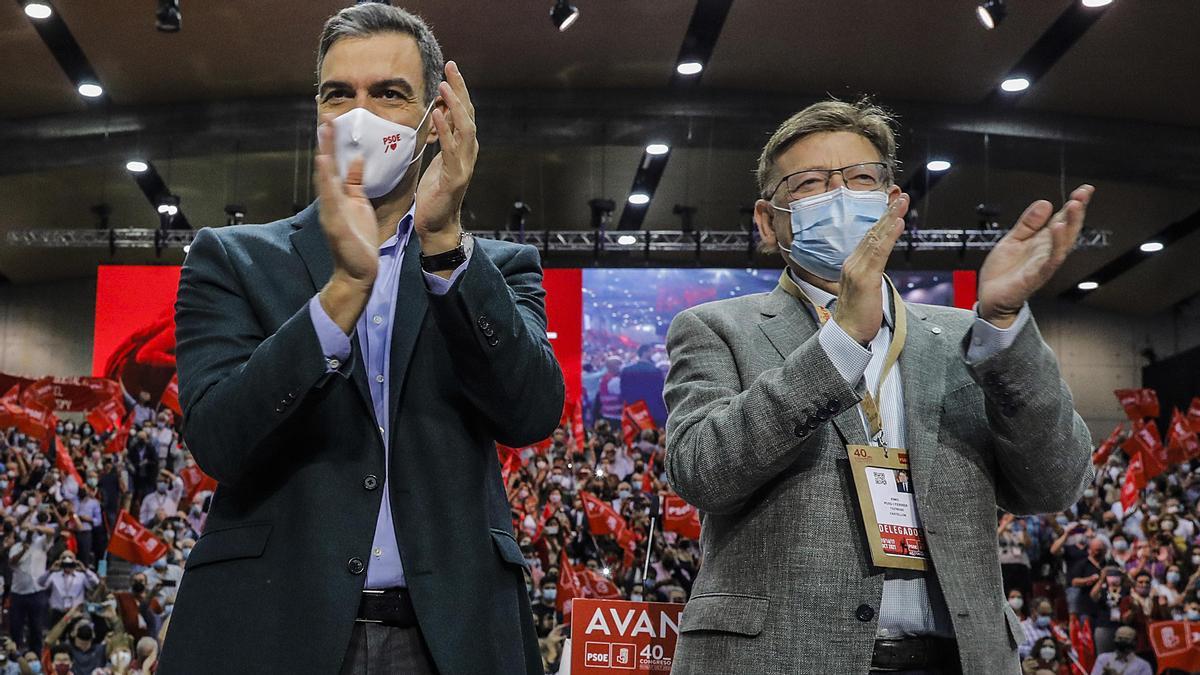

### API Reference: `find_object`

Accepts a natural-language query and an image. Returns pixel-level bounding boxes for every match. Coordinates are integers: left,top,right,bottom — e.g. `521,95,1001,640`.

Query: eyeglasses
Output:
768,161,890,202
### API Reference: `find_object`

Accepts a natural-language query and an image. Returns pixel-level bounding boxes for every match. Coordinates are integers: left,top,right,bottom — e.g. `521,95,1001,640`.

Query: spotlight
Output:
1077,281,1099,291
1081,0,1112,6
645,143,670,156
224,204,246,227
616,235,637,246
549,0,579,31
976,0,1006,30
77,83,104,98
1000,77,1031,92
627,193,651,206
156,0,181,32
23,2,52,19
182,244,191,254
157,194,180,217
926,160,952,172
676,61,703,76
125,160,149,173
1140,242,1164,253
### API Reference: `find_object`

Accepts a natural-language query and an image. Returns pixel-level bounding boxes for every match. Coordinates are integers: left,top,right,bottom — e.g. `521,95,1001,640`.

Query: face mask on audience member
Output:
1036,614,1052,628
54,664,70,675
542,587,557,601
544,525,559,536
1188,610,1200,621
1038,645,1056,662
1083,488,1096,499
112,651,132,669
1113,538,1129,552
1008,597,1023,611
1169,571,1182,585
157,482,168,494
163,529,175,542
154,558,168,571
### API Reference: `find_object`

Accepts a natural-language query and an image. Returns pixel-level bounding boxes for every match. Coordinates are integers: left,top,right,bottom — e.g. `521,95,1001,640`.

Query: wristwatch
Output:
420,231,470,273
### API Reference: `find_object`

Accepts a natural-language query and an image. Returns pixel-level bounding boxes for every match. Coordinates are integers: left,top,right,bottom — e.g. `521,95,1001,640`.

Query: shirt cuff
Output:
965,302,1031,364
422,236,474,295
819,320,872,386
307,294,352,372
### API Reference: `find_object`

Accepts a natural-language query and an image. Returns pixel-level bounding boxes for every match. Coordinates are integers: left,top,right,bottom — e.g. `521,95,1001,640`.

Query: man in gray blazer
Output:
162,5,562,673
664,99,1095,674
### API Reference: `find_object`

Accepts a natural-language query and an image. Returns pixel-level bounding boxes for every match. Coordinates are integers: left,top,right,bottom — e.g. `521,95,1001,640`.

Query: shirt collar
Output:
788,269,894,330
379,204,416,252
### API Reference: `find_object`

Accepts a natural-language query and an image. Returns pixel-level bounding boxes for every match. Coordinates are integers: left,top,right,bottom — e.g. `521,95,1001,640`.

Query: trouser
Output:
339,622,439,675
76,529,94,567
8,590,48,652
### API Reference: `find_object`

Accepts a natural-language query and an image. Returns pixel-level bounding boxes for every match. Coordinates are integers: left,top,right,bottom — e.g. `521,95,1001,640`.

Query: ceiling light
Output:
976,0,1006,30
549,0,579,31
23,2,52,19
627,193,651,206
125,160,148,173
1077,281,1099,291
645,143,670,156
1081,0,1112,7
1140,241,1164,253
156,0,181,32
77,83,104,98
926,160,952,172
617,235,637,245
1000,77,1031,92
676,61,703,76
157,194,180,216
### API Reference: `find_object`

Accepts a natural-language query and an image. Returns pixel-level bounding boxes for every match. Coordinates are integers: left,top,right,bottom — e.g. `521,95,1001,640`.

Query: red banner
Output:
1115,388,1160,421
1189,397,1200,428
54,436,83,488
570,598,684,674
1092,423,1123,466
662,494,702,541
572,398,586,454
1124,420,1168,480
179,464,218,502
161,373,181,416
11,375,122,414
623,401,656,447
107,510,169,565
581,491,626,537
1149,620,1200,673
1069,615,1095,673
579,569,623,600
641,454,655,494
1168,409,1200,463
558,549,582,617
1121,452,1144,512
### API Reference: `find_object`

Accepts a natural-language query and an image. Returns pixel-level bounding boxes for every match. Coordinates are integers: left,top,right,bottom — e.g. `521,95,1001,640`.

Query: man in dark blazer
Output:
161,5,563,673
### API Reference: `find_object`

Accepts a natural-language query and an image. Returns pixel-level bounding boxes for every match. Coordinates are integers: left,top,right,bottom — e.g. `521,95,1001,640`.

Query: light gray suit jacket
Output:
663,285,1094,675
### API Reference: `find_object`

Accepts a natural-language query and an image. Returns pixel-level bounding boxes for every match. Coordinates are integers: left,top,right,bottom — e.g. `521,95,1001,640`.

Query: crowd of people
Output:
999,439,1200,675
0,389,207,675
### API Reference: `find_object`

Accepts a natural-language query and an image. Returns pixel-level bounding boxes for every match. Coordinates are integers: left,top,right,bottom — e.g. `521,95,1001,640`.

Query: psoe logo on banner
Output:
584,642,611,668
611,643,636,670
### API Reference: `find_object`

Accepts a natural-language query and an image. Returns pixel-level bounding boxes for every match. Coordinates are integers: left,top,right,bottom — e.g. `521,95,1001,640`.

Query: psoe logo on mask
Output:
381,134,403,153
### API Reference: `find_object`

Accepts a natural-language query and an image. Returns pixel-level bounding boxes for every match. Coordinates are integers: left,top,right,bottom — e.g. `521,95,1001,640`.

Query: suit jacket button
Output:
826,400,839,413
347,557,365,575
817,410,830,421
807,419,821,430
363,475,379,491
855,604,875,622
287,392,296,400
477,316,491,330
274,406,283,414
488,336,499,347
793,423,806,437
483,327,495,337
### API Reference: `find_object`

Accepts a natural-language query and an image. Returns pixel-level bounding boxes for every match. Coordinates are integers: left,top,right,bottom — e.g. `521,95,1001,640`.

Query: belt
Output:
356,588,418,629
870,636,959,672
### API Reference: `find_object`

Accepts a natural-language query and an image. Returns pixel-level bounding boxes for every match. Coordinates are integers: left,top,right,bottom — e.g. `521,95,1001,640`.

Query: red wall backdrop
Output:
542,269,583,407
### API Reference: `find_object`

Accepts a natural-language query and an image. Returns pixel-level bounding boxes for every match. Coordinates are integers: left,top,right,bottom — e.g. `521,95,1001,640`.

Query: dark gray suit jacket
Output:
160,202,563,674
663,285,1093,674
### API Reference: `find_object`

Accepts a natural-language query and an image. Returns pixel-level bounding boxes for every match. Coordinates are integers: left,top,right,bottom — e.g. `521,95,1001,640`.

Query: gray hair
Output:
316,3,445,106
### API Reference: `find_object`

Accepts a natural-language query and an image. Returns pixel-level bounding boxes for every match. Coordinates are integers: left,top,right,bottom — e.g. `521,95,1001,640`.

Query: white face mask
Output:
773,187,889,281
1039,646,1056,662
331,104,434,199
1008,597,1024,611
112,651,132,668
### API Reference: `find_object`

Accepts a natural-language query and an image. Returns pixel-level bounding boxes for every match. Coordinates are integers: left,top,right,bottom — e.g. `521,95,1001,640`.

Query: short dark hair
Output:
637,343,654,359
316,3,445,105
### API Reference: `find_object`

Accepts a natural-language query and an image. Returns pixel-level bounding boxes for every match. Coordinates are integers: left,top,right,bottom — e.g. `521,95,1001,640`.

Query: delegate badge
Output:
846,444,929,572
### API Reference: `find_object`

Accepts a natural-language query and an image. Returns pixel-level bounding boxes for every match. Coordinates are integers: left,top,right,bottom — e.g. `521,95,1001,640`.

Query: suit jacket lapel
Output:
386,236,429,434
897,302,948,512
758,286,869,447
288,203,374,417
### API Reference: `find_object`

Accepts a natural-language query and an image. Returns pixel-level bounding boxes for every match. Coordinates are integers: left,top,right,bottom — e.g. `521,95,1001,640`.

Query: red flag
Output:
498,444,524,484
580,491,626,537
663,494,702,540
616,527,639,569
86,396,125,433
641,453,655,494
0,385,22,430
1124,420,1168,480
1115,388,1160,421
557,549,581,616
571,398,586,454
179,464,218,502
106,510,169,565
1121,453,1144,512
161,373,181,416
104,424,130,455
622,401,656,447
1148,620,1200,673
1188,397,1200,427
1168,409,1200,462
1091,424,1123,466
1069,615,1096,673
54,435,83,488
579,568,623,600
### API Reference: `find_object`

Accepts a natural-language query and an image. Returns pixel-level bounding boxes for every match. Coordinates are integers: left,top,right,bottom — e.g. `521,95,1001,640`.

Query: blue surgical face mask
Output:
1035,615,1052,628
1188,610,1200,621
773,186,889,281
1169,572,1182,585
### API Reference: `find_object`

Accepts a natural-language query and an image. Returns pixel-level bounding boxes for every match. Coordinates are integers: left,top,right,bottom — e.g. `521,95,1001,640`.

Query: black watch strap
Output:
420,233,469,273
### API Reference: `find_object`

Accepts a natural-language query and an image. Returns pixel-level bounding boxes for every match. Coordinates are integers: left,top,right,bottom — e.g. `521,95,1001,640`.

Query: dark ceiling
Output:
1,0,1199,316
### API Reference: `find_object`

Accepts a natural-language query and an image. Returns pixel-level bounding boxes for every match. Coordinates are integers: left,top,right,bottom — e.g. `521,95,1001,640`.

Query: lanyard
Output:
779,270,907,445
